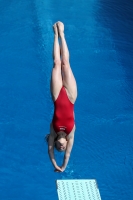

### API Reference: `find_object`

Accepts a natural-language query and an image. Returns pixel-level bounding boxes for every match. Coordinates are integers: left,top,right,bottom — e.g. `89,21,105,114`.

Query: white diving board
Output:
56,179,102,200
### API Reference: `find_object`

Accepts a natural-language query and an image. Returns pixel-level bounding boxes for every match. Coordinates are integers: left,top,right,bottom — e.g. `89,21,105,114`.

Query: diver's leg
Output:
57,21,77,103
50,23,62,101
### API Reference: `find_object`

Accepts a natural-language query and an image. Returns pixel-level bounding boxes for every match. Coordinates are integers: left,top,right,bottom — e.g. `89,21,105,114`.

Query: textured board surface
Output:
56,179,102,200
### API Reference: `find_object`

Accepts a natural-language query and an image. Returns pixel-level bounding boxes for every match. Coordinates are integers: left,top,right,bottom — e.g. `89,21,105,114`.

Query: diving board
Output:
56,179,102,200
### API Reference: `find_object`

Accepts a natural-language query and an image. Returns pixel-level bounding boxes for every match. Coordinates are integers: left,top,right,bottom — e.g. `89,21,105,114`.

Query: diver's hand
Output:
54,165,63,172
60,166,65,172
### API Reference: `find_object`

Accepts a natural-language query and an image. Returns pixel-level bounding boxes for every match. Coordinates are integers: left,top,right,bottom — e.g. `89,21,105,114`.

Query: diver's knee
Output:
61,60,70,70
62,59,70,66
53,60,61,68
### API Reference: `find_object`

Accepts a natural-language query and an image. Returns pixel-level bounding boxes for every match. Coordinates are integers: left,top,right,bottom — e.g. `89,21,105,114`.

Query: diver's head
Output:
55,134,67,152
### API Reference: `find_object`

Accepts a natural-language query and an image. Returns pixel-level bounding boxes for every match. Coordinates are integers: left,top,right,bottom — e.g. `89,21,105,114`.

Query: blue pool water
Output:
0,0,133,200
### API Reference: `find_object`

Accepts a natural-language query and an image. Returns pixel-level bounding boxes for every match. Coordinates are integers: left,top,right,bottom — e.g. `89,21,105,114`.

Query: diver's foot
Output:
57,21,64,37
53,23,58,36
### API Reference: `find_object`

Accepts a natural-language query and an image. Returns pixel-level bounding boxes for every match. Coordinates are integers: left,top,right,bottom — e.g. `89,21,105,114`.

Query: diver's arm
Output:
61,137,74,171
61,127,75,171
48,134,56,167
48,124,62,172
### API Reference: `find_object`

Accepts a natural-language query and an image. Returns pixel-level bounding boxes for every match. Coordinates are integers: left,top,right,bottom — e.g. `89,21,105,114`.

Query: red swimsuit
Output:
52,87,74,135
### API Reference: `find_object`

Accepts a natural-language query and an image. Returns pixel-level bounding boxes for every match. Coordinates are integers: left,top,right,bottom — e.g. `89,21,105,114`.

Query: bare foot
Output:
53,23,58,35
57,21,64,36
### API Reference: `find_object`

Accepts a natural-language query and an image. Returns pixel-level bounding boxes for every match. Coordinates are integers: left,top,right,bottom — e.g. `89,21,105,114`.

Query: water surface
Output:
0,0,133,199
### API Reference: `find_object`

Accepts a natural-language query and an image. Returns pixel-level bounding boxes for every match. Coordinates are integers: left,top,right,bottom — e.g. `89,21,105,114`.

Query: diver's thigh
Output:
62,64,77,103
50,65,62,101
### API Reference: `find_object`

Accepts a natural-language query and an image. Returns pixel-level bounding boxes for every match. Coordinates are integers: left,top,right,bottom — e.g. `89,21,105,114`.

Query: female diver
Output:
48,21,77,172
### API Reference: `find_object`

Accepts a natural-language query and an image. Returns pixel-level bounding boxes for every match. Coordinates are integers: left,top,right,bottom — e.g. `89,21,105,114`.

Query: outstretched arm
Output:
48,124,62,172
61,126,75,171
61,137,74,171
48,135,57,167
